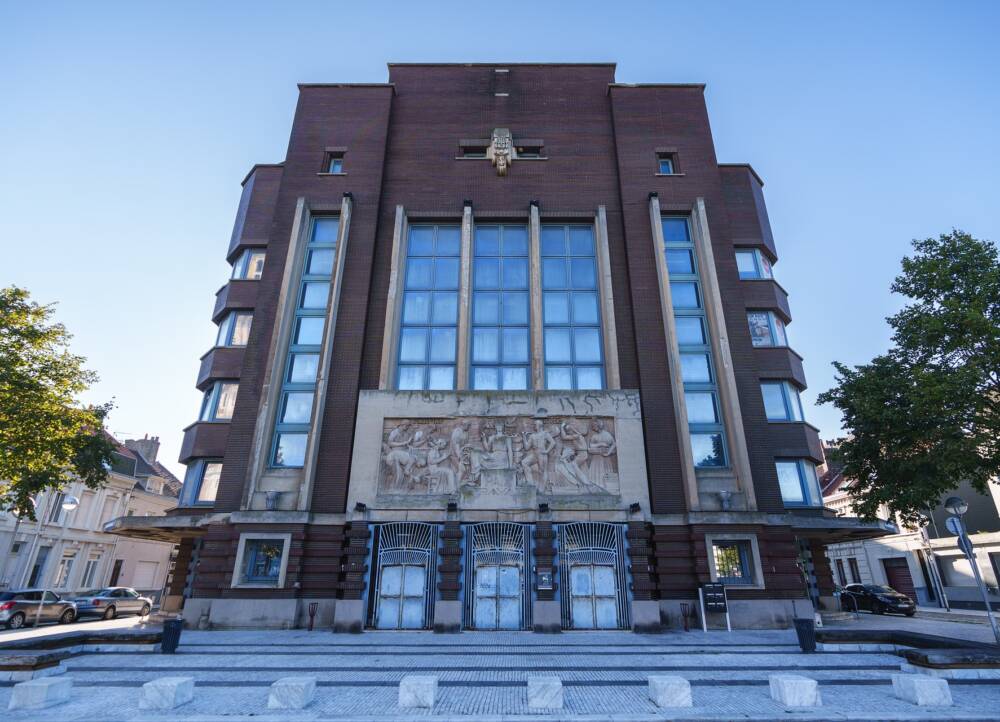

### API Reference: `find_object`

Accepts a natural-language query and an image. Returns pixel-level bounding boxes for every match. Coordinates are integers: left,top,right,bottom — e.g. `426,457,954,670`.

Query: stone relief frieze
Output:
378,416,619,499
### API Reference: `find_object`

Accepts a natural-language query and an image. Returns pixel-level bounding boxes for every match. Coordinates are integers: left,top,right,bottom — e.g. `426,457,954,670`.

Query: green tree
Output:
819,231,1000,525
0,286,116,519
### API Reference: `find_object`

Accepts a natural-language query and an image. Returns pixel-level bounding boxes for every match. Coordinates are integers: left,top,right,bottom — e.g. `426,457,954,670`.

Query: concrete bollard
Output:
892,674,952,706
768,674,821,707
398,675,437,708
268,676,317,710
648,675,692,707
8,677,72,710
527,675,563,709
139,676,195,710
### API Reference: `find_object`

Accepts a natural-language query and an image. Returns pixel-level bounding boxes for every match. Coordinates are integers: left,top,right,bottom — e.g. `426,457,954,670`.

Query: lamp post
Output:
944,496,1000,644
34,494,79,628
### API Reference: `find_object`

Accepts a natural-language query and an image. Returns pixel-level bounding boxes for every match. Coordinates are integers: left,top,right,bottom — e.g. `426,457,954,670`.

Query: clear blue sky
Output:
2,1,997,478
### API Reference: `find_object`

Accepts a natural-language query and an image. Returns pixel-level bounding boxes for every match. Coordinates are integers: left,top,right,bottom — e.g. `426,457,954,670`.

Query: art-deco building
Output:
111,63,890,631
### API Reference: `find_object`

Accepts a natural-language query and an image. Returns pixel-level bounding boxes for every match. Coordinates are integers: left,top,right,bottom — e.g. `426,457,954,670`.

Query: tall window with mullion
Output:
471,224,530,390
541,224,604,390
271,216,339,468
662,216,728,468
397,224,461,390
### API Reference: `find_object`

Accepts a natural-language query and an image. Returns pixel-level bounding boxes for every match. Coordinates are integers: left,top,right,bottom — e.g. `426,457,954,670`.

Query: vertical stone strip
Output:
340,521,370,601
456,203,474,389
533,521,557,601
528,202,545,389
594,205,621,390
626,521,656,602
437,521,463,601
378,206,407,389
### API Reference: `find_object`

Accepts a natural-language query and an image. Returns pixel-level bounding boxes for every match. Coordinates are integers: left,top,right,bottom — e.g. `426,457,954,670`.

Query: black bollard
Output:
792,617,817,653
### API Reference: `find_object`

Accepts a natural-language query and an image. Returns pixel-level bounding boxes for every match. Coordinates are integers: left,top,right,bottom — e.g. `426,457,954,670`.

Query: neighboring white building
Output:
823,442,1000,611
0,435,181,601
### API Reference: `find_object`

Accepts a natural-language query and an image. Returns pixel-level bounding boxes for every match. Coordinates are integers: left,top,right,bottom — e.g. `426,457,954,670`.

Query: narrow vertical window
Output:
271,217,339,468
775,459,821,507
471,225,530,390
541,224,604,390
397,224,461,390
662,216,727,468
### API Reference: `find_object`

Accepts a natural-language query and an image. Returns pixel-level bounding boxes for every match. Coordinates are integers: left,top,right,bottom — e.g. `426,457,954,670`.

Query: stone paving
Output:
3,628,1000,720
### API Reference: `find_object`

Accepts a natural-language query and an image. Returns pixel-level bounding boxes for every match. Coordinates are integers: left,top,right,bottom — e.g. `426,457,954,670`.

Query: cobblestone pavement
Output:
3,628,1000,720
828,609,1000,644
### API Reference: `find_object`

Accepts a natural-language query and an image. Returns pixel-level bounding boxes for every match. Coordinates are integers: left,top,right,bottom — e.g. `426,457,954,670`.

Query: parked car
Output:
0,589,77,629
839,583,916,616
69,587,153,620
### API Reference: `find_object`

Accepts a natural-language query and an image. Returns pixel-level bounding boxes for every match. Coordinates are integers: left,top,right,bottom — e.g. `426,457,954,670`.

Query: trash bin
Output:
161,618,183,654
793,617,816,653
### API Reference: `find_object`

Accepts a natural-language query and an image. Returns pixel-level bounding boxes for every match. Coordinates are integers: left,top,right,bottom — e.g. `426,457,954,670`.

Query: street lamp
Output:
944,495,1000,643
33,494,79,628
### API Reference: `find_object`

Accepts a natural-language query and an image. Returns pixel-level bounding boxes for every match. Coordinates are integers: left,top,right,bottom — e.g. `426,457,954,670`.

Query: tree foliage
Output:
819,231,1000,525
0,286,116,519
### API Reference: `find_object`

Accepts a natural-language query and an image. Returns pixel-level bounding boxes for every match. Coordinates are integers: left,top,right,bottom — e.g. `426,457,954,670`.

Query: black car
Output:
839,583,916,616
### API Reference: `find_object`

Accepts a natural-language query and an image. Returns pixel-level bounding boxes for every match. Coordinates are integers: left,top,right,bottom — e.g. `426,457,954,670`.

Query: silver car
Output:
70,587,153,620
0,589,78,629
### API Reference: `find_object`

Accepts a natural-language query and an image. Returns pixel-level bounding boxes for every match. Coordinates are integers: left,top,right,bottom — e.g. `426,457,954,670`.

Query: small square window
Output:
657,154,677,174
712,540,755,585
462,146,488,159
517,146,543,159
326,154,344,173
240,538,285,585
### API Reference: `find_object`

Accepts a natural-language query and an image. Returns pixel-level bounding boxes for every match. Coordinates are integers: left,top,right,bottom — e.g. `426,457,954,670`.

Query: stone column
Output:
433,521,462,633
532,520,560,633
333,521,370,633
627,521,661,633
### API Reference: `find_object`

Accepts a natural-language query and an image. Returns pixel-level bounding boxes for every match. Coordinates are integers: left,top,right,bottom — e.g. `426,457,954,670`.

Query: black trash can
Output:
161,618,183,654
793,617,816,653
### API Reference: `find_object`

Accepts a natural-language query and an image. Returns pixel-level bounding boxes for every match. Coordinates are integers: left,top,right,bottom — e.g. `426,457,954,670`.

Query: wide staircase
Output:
7,629,1000,719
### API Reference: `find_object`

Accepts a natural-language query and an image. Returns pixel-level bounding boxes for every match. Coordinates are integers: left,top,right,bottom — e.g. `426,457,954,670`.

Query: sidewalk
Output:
917,605,997,625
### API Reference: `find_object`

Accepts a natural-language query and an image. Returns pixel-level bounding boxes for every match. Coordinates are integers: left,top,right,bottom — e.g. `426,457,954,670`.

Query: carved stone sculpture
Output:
489,128,513,176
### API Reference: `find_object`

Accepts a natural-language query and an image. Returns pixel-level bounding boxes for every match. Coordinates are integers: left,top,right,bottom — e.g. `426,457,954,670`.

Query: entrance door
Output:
375,564,427,629
474,564,522,629
569,564,619,629
883,557,917,601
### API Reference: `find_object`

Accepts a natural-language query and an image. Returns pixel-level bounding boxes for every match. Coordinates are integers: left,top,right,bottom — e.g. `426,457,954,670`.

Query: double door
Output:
375,563,427,629
473,563,523,630
569,564,619,629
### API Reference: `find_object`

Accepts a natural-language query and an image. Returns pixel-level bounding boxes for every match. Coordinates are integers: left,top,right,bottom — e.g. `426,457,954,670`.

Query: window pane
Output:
247,251,266,279
691,433,726,467
502,292,529,325
570,258,596,288
542,258,567,288
573,328,602,363
501,367,528,390
675,317,705,345
666,249,694,275
572,292,599,325
472,328,500,363
503,226,528,256
546,366,573,390
685,392,718,424
435,227,461,256
473,293,500,324
308,248,335,276
405,258,433,288
402,291,431,324
761,383,789,420
288,353,319,382
759,254,773,279
670,281,700,309
575,367,603,390
231,314,252,346
544,328,572,363
215,383,238,420
748,312,773,347
434,258,460,289
502,328,529,363
427,366,455,390
473,367,499,390
281,392,314,424
680,353,711,383
773,316,788,346
397,366,423,390
776,461,805,503
431,292,458,324
312,218,339,243
735,250,758,279
543,292,570,324
540,226,565,256
295,317,325,345
658,158,674,174
474,258,500,289
301,282,330,309
569,227,594,255
408,226,434,255
274,433,308,467
661,218,690,242
502,258,528,289
475,226,500,255
788,386,805,421
428,327,456,363
398,328,427,363
197,463,222,502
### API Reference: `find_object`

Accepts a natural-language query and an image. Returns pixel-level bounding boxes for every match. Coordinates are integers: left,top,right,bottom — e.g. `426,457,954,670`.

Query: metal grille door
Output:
559,522,629,629
370,523,437,630
464,522,530,630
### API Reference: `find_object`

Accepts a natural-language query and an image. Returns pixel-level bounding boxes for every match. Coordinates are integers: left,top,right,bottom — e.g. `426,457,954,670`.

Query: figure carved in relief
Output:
587,419,618,486
520,420,556,491
425,437,457,494
449,421,470,485
556,421,591,488
383,420,416,489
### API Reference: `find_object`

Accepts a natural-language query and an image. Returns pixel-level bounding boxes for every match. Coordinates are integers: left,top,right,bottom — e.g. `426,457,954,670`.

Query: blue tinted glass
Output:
427,366,454,390
434,258,459,289
308,248,335,276
473,293,500,324
572,292,599,325
281,392,314,424
545,366,572,389
666,249,694,275
680,353,712,383
658,158,674,174
474,258,500,289
402,292,431,324
735,251,758,279
398,366,423,390
571,258,596,289
428,328,456,363
472,328,500,363
661,218,690,243
473,367,499,390
691,433,726,467
685,392,718,424
501,367,528,390
398,328,427,363
295,317,325,345
670,281,700,309
475,226,500,256
301,282,330,309
313,218,340,243
435,227,461,256
544,292,570,324
289,354,319,383
502,292,529,325
502,328,529,363
569,227,594,255
675,317,706,345
503,258,528,289
541,227,566,256
573,328,602,363
575,367,603,390
274,433,308,467
542,258,567,288
431,292,458,324
502,226,528,256
544,328,572,363
408,227,434,255
405,258,433,289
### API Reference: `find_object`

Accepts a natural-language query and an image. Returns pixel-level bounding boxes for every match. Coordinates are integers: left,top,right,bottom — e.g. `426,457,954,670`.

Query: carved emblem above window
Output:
488,128,513,176
459,130,545,175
